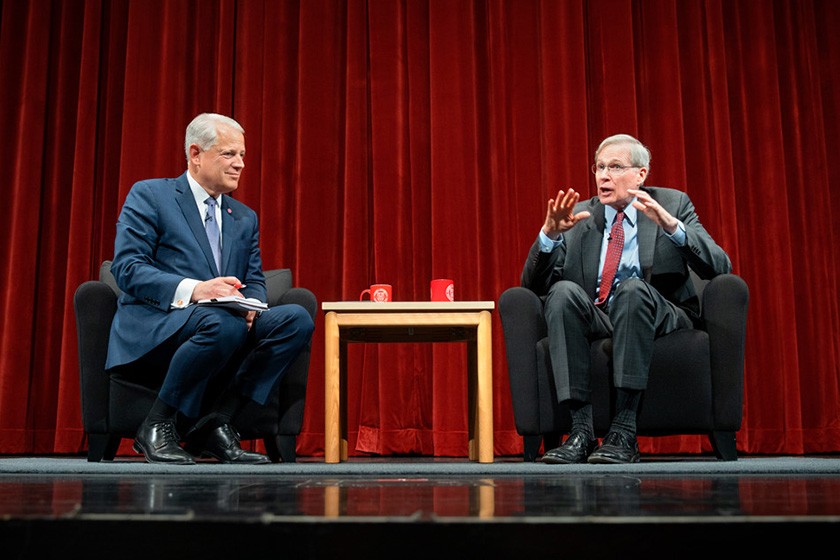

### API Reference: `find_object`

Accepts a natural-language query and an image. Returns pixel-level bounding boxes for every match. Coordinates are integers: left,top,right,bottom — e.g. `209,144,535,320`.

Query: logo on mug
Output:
430,278,455,302
360,283,393,302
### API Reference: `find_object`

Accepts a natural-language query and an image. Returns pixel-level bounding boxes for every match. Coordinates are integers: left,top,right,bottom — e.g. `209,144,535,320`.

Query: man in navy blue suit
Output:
105,113,314,464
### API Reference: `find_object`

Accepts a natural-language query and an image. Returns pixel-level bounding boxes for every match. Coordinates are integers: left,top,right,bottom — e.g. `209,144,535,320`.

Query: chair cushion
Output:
637,329,712,431
534,328,714,435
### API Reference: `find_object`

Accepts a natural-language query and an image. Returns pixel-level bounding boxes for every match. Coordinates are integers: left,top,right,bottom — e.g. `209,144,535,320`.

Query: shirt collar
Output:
605,199,638,227
186,171,220,207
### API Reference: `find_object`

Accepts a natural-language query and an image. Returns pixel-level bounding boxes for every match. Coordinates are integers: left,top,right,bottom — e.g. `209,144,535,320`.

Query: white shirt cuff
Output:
171,278,201,309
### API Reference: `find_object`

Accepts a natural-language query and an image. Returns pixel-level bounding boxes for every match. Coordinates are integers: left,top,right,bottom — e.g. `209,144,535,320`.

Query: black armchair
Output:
499,273,748,462
74,261,316,463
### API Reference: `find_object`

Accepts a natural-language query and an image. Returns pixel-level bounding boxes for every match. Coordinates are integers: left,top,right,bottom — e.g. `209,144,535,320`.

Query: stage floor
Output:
2,455,840,558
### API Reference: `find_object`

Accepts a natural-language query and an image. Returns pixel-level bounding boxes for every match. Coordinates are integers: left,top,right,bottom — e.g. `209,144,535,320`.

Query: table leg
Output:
324,311,341,463
339,340,348,461
477,310,494,463
467,339,477,461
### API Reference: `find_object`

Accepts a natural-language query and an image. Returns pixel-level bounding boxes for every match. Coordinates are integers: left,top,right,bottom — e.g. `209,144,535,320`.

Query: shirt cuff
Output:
538,230,563,252
171,278,201,309
666,220,687,246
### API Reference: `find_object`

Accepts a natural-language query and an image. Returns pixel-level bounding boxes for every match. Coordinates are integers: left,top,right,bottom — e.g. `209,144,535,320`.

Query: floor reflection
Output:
3,474,840,521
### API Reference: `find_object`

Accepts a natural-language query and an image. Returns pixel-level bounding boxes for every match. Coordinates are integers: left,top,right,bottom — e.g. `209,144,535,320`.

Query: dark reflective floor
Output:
3,458,840,558
4,471,840,520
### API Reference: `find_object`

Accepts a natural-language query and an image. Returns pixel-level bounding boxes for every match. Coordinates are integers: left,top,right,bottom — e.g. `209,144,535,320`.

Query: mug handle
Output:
359,289,370,301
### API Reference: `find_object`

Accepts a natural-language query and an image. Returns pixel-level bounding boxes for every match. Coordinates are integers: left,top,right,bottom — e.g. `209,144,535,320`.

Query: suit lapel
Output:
637,210,657,282
580,203,606,296
175,174,219,275
219,195,239,275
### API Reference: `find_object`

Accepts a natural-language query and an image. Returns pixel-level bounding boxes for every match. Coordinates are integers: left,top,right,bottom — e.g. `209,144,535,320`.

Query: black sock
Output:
568,400,594,440
215,390,250,425
145,398,178,424
189,391,250,438
609,388,642,437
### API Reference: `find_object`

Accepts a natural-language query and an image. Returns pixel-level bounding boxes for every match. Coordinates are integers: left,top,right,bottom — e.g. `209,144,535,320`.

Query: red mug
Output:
430,278,455,302
360,284,392,302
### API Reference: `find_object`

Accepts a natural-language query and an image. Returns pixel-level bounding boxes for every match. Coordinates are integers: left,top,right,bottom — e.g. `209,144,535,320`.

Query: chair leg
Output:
266,435,297,463
523,435,541,462
263,436,281,463
87,434,121,462
710,430,737,461
543,431,561,453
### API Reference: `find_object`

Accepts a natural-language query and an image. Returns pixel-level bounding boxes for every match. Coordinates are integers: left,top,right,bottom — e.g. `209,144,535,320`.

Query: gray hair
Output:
595,134,651,169
184,113,244,162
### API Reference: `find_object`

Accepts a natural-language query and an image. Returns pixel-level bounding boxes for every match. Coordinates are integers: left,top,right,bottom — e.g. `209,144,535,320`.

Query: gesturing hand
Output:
542,188,592,239
628,189,678,234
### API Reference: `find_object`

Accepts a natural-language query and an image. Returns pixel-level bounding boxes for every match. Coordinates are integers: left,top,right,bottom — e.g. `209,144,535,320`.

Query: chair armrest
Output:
74,281,118,433
274,287,316,435
279,287,317,320
264,268,317,321
499,287,548,432
701,274,749,430
264,268,293,307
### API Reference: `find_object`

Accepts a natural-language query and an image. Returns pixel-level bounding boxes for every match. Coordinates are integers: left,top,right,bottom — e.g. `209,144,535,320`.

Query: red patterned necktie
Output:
595,211,625,307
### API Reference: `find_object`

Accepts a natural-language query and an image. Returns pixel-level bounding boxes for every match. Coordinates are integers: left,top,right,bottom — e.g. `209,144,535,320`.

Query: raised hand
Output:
628,189,678,234
542,188,592,239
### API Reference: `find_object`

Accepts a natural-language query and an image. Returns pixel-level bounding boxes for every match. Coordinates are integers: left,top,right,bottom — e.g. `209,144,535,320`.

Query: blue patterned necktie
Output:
204,197,222,272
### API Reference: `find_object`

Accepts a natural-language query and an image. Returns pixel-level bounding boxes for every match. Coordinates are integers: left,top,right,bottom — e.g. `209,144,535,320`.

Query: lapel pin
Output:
227,208,232,214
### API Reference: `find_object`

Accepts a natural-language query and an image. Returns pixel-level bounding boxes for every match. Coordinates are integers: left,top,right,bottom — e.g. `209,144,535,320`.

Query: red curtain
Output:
2,0,839,457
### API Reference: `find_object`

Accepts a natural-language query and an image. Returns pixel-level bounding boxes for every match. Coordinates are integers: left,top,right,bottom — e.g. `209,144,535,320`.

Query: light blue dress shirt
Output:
538,199,686,301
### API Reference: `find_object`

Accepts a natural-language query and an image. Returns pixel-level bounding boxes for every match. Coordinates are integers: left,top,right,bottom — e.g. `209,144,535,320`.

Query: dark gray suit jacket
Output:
521,186,732,324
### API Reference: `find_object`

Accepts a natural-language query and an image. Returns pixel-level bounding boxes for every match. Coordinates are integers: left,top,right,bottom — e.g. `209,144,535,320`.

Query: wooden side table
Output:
322,301,495,463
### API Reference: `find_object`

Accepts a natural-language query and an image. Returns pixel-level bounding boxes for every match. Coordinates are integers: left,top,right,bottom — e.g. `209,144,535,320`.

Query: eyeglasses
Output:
591,163,640,176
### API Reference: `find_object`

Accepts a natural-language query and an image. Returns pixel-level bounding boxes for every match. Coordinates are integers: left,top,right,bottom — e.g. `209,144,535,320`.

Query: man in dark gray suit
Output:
521,134,731,463
106,113,314,465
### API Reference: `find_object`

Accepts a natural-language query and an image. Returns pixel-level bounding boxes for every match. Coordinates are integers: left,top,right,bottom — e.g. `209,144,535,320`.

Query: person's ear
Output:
189,144,202,166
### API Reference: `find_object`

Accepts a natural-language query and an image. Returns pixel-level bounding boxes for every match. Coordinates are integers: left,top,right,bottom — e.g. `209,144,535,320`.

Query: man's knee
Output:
261,304,314,343
545,280,590,315
287,304,315,340
193,308,249,346
611,278,652,310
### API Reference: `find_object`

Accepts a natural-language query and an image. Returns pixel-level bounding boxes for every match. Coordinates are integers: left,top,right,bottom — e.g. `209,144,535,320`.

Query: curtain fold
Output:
1,0,839,457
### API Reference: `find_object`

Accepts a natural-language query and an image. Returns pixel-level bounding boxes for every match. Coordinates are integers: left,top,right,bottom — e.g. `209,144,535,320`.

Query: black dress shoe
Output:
191,424,271,464
542,431,598,464
587,431,640,464
133,420,195,465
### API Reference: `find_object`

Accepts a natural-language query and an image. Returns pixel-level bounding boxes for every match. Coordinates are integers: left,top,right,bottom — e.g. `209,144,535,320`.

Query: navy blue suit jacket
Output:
105,172,266,370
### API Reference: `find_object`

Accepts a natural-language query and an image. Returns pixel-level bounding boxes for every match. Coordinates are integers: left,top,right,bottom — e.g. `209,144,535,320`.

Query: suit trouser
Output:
543,277,691,403
140,304,314,418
